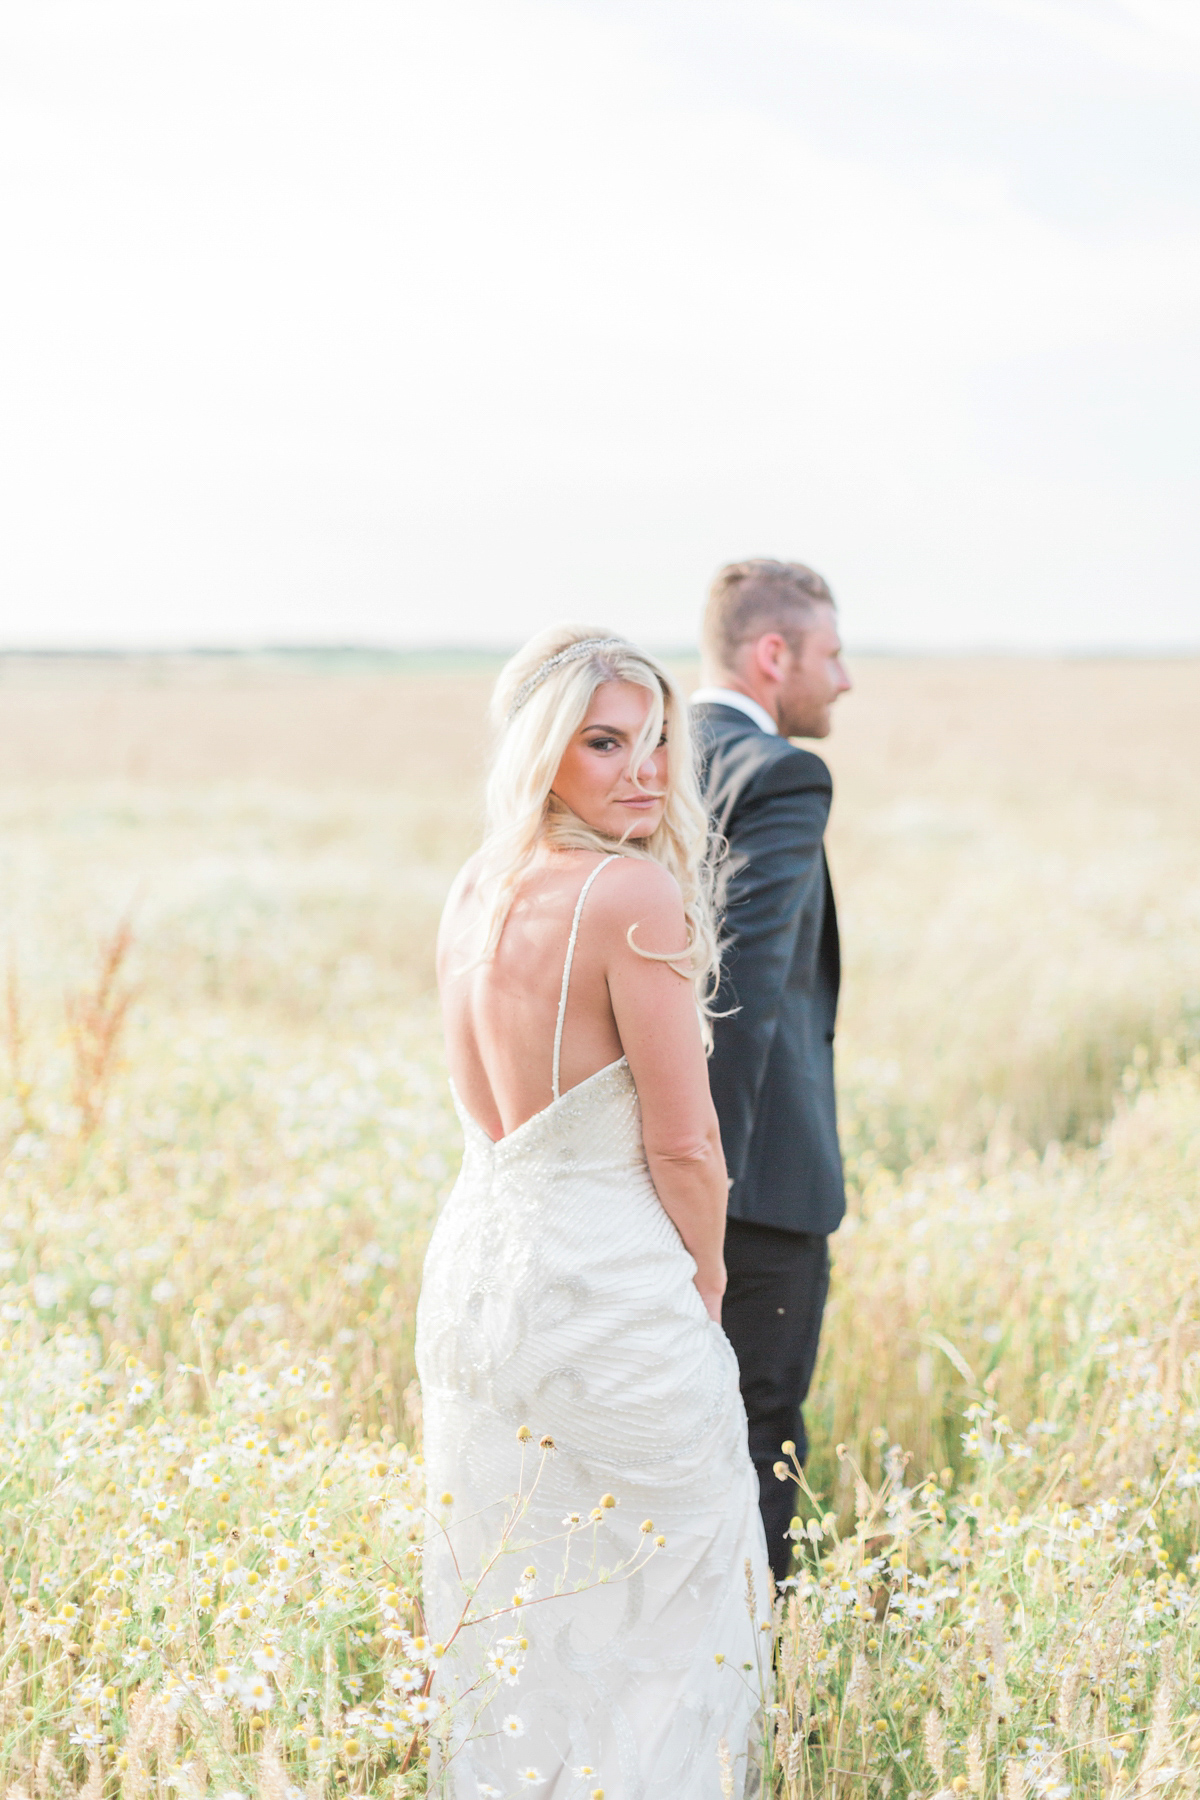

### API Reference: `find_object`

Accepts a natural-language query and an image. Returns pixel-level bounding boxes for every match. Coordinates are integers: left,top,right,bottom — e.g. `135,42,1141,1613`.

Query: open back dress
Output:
415,855,771,1799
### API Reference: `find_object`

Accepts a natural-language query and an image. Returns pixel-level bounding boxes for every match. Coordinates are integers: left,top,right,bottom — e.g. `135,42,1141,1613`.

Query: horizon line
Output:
1,641,1199,662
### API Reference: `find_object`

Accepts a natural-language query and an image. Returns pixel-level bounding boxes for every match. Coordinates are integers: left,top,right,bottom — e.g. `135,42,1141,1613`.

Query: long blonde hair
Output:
471,624,720,1032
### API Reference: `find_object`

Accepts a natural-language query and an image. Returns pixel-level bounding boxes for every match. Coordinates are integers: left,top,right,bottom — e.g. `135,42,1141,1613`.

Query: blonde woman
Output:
415,628,770,1799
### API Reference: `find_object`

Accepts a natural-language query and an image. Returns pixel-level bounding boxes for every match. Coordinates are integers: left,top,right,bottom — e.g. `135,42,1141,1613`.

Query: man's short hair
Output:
702,559,834,670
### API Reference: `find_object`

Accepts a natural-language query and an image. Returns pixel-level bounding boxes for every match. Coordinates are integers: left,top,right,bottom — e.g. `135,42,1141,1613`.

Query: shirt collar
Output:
689,686,779,737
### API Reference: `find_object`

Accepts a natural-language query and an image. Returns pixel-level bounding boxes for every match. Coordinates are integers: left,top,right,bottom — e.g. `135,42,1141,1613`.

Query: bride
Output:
415,628,771,1799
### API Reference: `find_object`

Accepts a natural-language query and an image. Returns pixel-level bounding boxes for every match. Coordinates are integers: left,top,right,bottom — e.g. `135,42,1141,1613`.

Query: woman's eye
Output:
585,736,619,752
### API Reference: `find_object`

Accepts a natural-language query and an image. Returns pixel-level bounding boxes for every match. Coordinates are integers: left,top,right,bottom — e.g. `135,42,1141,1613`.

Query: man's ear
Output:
751,633,789,684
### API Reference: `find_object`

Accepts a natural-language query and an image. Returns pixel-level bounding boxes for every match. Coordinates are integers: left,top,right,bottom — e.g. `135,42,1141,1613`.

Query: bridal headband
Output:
506,637,628,721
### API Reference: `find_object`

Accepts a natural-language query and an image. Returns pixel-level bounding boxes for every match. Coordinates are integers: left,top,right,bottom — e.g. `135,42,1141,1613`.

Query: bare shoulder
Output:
438,852,483,963
442,851,481,918
589,855,686,952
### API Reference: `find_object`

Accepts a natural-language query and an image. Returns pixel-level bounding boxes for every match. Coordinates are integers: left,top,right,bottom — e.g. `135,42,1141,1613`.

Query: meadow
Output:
0,650,1198,1798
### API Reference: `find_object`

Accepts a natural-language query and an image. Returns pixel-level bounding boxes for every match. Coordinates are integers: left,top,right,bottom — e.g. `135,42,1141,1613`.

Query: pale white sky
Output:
1,0,1197,650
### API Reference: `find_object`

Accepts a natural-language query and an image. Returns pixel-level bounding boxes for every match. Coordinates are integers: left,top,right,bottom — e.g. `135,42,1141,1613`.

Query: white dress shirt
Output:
688,686,779,736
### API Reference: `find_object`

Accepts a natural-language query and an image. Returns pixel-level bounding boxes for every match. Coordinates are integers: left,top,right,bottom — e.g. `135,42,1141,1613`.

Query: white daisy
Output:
501,1714,526,1738
516,1770,545,1786
240,1673,273,1712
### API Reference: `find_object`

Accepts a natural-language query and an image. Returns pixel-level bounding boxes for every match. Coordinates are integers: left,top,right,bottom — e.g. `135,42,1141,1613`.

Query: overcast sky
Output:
1,0,1197,651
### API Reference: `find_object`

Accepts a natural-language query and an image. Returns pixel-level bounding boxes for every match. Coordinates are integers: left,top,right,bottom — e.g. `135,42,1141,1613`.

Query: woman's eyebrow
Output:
580,721,632,737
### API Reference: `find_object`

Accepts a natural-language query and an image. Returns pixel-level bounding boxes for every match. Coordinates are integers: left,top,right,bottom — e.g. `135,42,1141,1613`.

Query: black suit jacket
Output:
695,702,845,1237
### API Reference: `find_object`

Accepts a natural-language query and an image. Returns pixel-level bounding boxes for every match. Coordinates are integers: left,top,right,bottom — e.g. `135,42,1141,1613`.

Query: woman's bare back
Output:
438,850,627,1143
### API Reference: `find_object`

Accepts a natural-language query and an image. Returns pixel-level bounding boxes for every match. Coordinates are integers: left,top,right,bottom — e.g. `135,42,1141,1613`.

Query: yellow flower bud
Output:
781,1439,796,1456
640,1520,654,1533
600,1493,616,1508
714,1652,725,1664
654,1535,666,1548
516,1425,532,1442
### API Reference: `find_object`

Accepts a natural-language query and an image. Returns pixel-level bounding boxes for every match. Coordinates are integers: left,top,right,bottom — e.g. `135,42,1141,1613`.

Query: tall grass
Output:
0,654,1197,1794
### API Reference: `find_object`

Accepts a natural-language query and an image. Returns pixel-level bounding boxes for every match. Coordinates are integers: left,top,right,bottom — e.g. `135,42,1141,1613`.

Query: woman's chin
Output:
617,812,661,840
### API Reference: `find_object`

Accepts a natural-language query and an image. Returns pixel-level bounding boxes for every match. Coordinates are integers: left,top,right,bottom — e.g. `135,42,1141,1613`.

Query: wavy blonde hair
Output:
470,623,721,1034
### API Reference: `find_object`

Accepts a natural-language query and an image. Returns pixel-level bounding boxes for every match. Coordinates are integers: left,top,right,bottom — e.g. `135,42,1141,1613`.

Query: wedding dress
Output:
416,857,772,1800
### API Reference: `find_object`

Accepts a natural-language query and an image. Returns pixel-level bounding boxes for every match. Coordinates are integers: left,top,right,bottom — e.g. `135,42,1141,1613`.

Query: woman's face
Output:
550,680,668,840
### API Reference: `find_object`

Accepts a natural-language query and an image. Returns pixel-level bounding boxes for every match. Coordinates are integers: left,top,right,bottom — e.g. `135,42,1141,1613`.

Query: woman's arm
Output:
597,860,728,1321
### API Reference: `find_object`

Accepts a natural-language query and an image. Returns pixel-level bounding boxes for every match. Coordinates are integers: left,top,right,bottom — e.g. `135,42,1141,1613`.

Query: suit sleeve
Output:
707,753,832,1186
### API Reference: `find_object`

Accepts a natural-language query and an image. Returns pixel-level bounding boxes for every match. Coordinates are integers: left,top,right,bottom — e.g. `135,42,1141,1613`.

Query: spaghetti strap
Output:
552,854,620,1100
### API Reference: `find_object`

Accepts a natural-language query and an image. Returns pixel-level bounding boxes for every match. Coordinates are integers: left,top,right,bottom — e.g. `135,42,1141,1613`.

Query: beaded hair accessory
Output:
506,637,627,721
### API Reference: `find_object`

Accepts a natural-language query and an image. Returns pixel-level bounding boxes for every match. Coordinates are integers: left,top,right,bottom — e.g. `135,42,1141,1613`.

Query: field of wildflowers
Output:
0,653,1197,1796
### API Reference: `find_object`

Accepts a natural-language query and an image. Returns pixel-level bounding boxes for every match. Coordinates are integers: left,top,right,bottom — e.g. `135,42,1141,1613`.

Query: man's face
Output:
775,604,852,738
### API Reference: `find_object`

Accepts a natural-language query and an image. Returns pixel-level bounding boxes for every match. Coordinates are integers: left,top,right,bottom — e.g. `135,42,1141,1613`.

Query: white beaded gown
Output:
416,858,772,1800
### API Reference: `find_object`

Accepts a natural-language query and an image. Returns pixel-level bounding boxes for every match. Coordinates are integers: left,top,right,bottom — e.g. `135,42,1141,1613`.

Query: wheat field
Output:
1,651,1198,1798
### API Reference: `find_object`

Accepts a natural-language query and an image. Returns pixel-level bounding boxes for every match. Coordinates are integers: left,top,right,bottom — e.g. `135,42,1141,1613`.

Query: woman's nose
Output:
635,754,658,782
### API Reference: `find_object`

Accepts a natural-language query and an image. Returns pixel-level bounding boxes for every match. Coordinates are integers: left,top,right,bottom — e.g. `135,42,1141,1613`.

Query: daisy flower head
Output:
240,1672,273,1711
253,1643,284,1672
517,1770,546,1786
210,1665,237,1700
405,1693,440,1724
501,1714,526,1738
478,1786,504,1799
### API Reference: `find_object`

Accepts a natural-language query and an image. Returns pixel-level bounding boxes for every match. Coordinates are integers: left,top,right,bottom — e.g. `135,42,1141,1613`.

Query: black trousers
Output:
722,1219,830,1583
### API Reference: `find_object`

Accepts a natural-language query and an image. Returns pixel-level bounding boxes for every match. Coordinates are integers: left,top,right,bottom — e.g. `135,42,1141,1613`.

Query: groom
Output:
692,559,851,1582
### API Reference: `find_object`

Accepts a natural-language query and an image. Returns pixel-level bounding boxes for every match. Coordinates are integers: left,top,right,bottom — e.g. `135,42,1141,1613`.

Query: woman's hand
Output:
696,1279,725,1324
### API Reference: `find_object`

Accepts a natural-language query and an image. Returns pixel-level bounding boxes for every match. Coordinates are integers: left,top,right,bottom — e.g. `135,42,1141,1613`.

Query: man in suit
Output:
691,558,852,1582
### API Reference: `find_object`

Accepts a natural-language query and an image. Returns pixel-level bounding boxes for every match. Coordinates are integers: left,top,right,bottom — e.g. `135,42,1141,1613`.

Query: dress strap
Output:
552,854,620,1100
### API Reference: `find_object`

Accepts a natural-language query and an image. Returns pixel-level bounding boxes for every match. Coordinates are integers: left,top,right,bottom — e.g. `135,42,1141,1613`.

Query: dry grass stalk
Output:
63,915,135,1136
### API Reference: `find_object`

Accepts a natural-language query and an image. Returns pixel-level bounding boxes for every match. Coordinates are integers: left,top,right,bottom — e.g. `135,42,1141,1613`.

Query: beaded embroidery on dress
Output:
416,857,771,1799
